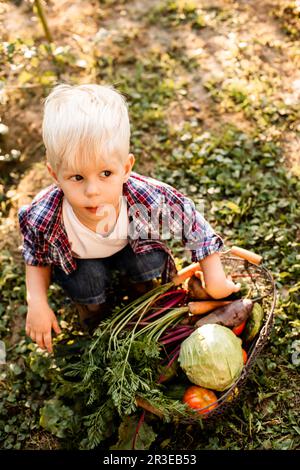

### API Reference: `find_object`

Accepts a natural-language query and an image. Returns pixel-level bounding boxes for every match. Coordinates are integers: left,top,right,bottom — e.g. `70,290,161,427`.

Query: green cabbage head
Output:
179,324,244,391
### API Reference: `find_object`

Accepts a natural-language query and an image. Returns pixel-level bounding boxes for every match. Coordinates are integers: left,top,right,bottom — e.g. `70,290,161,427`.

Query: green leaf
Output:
18,70,33,85
110,415,157,450
39,398,75,439
225,201,241,213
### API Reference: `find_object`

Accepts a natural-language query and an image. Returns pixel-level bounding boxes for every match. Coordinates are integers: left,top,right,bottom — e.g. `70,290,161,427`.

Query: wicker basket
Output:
192,255,277,419
137,255,277,421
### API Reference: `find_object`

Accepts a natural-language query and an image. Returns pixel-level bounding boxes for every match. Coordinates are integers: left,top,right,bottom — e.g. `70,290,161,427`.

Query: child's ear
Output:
47,163,59,185
123,153,135,182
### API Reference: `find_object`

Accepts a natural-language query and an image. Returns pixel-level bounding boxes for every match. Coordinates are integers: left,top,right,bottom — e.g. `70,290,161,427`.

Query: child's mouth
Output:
85,206,102,214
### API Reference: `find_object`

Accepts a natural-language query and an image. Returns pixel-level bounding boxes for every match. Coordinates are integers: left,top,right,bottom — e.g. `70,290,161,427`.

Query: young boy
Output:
18,84,240,354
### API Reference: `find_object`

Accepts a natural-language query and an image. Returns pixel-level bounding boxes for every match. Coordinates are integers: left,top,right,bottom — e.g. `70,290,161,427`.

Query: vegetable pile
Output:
61,259,271,447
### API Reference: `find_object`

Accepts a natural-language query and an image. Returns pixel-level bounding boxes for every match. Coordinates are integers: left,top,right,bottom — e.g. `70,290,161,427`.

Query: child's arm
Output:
200,252,240,299
25,265,61,354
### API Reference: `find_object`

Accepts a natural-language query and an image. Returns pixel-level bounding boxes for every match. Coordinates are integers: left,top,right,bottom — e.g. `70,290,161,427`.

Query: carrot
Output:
195,299,253,328
172,262,201,286
188,300,233,315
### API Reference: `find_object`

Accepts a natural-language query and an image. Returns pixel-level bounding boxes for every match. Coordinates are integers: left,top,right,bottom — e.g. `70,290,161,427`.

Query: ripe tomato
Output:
242,348,248,365
232,320,246,336
183,385,218,415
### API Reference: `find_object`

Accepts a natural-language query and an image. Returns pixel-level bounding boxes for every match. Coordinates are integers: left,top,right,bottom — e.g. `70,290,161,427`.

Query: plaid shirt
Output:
18,171,223,283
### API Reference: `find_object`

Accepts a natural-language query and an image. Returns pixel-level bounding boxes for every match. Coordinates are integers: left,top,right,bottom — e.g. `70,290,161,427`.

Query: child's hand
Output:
205,274,241,299
200,252,241,299
25,301,61,354
224,275,241,296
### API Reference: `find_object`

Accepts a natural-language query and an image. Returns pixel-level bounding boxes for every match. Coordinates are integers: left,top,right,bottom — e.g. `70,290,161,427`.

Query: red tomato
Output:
183,385,218,415
242,348,248,364
232,320,246,336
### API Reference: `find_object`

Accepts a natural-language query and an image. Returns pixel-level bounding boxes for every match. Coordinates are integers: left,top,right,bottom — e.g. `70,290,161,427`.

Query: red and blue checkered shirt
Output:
18,171,224,283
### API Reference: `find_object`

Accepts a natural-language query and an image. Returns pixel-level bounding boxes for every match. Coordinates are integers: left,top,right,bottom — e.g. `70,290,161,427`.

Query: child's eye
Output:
100,170,111,177
70,175,83,181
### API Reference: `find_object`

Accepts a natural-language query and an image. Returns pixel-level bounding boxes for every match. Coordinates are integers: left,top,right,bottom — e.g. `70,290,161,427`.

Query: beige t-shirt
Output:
62,196,129,258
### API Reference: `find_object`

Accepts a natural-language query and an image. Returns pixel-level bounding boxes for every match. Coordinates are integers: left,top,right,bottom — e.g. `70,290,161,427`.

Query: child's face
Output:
47,153,135,228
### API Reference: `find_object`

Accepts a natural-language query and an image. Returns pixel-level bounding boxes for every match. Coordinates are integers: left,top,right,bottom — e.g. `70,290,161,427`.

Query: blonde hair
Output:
42,83,130,173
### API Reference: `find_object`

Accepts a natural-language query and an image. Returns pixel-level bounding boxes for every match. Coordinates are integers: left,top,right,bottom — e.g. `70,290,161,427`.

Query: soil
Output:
0,0,299,267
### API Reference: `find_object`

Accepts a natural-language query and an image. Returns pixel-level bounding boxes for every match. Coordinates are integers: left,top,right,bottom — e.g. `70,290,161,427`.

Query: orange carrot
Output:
172,262,201,286
188,300,233,315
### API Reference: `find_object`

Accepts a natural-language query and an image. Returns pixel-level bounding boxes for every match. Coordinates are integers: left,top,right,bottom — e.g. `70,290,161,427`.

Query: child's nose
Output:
85,181,101,197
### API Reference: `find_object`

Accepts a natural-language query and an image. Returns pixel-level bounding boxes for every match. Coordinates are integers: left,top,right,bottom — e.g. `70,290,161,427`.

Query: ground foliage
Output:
0,0,299,450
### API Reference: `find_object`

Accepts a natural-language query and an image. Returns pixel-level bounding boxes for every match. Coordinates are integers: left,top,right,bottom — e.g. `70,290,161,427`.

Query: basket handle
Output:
172,262,201,286
172,246,263,285
229,246,263,265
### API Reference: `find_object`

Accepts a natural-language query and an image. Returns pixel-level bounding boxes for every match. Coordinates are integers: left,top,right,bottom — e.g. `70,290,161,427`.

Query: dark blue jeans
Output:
51,244,167,304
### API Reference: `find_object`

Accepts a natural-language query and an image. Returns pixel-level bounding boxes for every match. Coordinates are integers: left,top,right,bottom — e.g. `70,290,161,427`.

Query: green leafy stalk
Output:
135,307,189,342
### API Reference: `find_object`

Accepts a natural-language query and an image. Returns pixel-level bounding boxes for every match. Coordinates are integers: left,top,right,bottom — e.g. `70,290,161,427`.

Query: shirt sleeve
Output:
18,206,50,266
161,186,224,261
180,196,224,261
